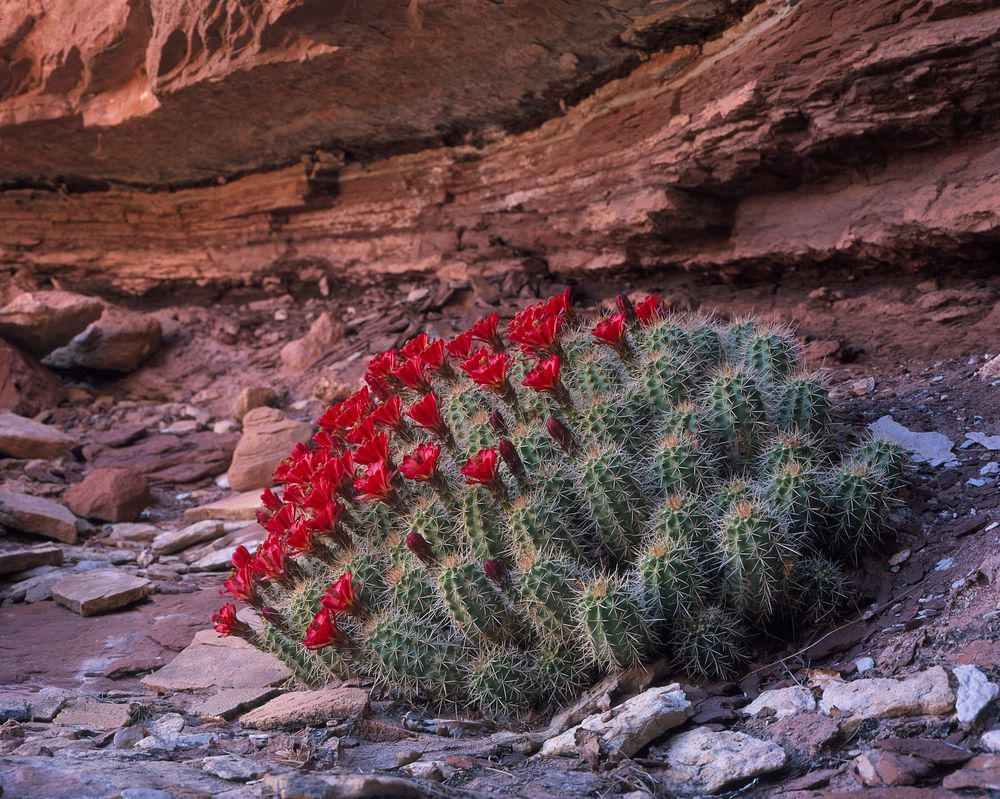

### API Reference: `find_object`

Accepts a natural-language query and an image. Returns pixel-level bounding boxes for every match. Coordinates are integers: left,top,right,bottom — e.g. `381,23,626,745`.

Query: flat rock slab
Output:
739,685,816,720
0,490,77,543
0,411,74,458
540,683,693,758
54,698,134,731
657,728,788,795
942,754,1000,791
0,544,63,575
239,687,370,730
190,687,280,720
818,666,955,731
182,490,268,523
152,520,225,555
142,628,291,693
0,754,238,799
90,431,239,484
52,568,154,616
868,415,957,467
106,522,159,543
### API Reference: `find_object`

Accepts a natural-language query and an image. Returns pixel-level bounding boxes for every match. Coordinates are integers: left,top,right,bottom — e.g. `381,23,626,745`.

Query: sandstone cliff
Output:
1,0,998,291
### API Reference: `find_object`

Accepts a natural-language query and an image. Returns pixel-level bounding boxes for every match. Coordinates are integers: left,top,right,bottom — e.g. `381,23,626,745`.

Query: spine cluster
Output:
211,290,906,721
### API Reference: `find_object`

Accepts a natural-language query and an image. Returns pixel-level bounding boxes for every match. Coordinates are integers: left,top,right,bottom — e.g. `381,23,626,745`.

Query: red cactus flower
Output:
407,393,451,441
354,430,391,467
419,339,449,373
462,447,501,488
212,603,253,639
286,519,316,554
522,355,563,395
508,304,563,356
303,607,346,650
302,479,334,510
263,503,296,537
406,531,436,565
400,333,430,359
399,441,442,482
306,502,349,547
232,544,253,571
252,535,291,583
371,395,403,429
222,550,259,605
345,416,377,446
468,312,504,351
321,571,363,615
592,312,627,347
365,351,399,398
312,428,340,452
280,484,303,508
445,330,476,360
460,347,511,391
354,459,398,503
260,488,283,512
318,387,373,431
316,452,354,495
634,294,662,324
393,357,433,392
543,287,572,319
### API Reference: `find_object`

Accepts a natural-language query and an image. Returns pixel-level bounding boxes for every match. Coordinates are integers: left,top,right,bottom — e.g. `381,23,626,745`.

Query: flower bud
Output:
488,409,509,436
615,294,638,324
483,558,506,585
260,606,286,630
498,438,525,480
405,532,436,565
546,417,576,455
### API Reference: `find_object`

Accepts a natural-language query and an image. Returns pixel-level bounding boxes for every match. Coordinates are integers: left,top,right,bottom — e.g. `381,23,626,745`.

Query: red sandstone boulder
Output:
45,308,161,373
63,467,151,523
0,292,105,358
0,339,65,416
227,407,312,492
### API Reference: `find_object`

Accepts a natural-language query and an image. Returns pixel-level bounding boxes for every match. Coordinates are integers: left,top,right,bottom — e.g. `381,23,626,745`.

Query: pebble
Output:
953,665,999,723
738,686,816,720
855,657,876,673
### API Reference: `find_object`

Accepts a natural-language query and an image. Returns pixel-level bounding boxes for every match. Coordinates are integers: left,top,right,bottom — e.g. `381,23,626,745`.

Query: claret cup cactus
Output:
212,290,906,721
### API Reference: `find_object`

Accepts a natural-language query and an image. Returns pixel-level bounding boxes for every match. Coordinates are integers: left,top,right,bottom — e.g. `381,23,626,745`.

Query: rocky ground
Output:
1,264,999,799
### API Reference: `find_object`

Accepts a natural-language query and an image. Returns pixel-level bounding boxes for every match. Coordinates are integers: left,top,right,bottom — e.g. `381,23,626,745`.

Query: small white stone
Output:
738,686,816,719
855,657,876,673
953,665,999,723
867,415,956,467
540,684,693,758
980,729,1000,752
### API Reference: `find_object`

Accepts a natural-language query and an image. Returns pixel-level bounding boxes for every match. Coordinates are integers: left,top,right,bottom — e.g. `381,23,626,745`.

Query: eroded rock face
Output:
0,1,998,291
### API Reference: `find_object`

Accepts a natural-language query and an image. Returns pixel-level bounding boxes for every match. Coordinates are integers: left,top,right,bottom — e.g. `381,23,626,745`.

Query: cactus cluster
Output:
212,290,906,721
